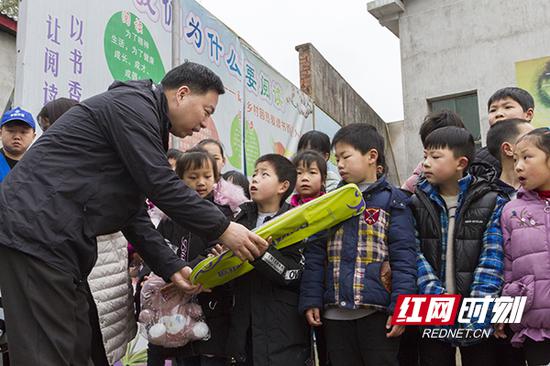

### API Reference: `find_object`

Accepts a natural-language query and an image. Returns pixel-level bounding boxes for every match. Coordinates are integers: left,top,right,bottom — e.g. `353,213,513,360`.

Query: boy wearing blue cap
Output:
0,107,36,183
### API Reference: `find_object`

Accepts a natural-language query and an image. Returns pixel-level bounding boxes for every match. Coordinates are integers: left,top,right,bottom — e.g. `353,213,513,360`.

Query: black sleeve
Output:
122,204,186,281
250,242,306,286
103,91,230,242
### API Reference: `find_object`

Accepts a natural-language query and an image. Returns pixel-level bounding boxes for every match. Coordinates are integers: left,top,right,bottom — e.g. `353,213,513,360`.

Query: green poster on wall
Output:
104,11,165,83
516,56,550,128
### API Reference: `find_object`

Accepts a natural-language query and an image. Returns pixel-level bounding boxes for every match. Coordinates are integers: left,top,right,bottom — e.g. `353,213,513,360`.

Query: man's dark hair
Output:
176,147,220,182
167,148,183,161
331,123,385,165
297,130,331,156
255,154,297,203
486,119,531,161
419,110,465,145
487,87,534,112
161,61,225,95
424,126,475,166
292,150,328,191
222,170,250,199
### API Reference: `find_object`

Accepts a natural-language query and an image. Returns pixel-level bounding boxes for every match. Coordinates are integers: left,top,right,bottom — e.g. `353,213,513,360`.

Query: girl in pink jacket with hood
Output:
500,128,550,365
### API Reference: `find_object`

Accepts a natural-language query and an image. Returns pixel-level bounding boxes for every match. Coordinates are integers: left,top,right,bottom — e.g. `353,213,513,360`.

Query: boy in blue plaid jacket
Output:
299,123,417,366
411,126,507,365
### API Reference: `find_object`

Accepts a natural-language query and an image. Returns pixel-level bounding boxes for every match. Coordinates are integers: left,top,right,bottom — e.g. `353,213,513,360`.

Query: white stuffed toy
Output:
139,273,210,348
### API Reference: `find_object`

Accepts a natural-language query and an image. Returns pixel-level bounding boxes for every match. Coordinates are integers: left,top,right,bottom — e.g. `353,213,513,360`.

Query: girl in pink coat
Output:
500,128,550,365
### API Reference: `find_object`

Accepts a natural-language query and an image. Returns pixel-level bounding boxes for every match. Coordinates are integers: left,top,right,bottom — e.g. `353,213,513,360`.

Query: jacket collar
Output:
337,175,389,195
236,201,291,224
152,83,171,151
517,187,544,201
418,174,472,211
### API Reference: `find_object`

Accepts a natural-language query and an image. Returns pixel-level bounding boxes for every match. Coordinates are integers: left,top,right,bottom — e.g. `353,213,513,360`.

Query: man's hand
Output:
305,308,323,327
170,266,202,295
386,315,405,338
218,222,268,261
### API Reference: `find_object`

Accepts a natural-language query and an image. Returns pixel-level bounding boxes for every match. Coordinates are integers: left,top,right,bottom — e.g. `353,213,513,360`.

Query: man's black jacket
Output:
0,80,229,281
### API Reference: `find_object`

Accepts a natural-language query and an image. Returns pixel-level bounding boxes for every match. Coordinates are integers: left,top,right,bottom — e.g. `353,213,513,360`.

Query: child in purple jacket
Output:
500,128,550,365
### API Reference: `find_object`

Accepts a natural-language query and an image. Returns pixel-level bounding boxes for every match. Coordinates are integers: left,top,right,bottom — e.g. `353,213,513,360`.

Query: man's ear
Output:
501,141,514,158
175,85,191,102
525,108,534,122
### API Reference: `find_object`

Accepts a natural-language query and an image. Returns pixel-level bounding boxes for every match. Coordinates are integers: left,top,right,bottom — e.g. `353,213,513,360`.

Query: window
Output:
430,92,481,147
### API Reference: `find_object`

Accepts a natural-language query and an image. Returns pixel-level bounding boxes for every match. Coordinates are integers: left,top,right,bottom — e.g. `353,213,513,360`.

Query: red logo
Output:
392,295,461,325
363,208,381,225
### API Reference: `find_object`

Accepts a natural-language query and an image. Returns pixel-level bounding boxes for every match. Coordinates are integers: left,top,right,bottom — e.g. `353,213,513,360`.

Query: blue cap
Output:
1,107,36,130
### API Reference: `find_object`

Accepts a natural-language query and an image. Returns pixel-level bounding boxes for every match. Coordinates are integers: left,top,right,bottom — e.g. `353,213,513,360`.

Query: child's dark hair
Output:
197,138,225,158
255,154,297,203
486,119,531,160
377,154,386,179
175,147,220,182
297,130,331,156
167,148,183,161
516,127,550,160
222,170,250,198
419,110,465,145
292,150,328,191
424,126,475,166
487,87,535,112
331,123,385,165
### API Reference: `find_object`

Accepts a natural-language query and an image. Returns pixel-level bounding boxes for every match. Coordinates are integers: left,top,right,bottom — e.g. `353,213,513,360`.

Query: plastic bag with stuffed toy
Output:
138,273,210,348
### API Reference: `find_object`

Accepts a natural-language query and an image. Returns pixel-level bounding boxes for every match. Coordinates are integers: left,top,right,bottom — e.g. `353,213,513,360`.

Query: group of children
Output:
141,87,549,366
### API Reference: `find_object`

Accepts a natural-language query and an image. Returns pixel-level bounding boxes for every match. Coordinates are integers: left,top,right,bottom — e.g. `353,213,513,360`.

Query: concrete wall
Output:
0,30,16,113
296,42,402,184
387,120,407,182
397,0,550,175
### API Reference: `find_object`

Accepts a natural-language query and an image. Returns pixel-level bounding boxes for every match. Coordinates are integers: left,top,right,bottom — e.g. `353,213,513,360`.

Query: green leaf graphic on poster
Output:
104,11,165,83
245,120,260,175
227,113,243,169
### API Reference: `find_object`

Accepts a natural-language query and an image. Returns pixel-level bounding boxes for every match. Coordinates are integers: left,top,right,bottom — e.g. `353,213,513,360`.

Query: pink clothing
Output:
213,178,250,214
401,161,423,193
501,188,550,346
290,193,324,207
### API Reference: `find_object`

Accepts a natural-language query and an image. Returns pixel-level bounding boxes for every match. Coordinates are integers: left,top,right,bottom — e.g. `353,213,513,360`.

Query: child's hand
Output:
386,315,405,338
305,308,322,327
209,244,225,257
493,323,507,339
257,236,273,257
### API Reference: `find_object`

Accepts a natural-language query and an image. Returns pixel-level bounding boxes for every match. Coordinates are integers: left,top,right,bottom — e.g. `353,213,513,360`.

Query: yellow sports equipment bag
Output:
190,183,366,288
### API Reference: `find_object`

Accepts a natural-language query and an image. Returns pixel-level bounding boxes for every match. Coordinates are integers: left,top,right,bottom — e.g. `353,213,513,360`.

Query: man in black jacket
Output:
0,62,267,366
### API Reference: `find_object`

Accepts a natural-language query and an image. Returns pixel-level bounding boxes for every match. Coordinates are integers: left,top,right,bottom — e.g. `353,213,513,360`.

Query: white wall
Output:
399,0,550,175
387,120,406,184
0,30,16,113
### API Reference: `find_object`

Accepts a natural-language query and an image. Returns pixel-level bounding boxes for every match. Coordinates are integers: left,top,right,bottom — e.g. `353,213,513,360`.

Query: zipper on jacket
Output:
544,201,550,248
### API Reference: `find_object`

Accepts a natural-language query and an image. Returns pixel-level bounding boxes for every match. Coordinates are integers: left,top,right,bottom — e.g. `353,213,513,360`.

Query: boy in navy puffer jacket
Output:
299,123,417,366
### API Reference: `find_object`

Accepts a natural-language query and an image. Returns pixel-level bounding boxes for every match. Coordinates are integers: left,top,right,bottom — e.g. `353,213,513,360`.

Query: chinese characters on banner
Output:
103,10,166,83
177,0,314,174
43,14,84,105
18,0,332,174
16,1,171,135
